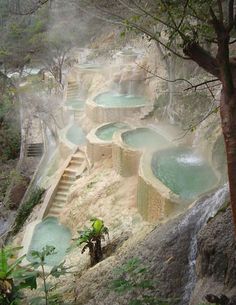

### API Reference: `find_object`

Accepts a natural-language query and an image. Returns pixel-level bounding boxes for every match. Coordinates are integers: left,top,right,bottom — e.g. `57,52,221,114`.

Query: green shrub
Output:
111,258,172,305
75,218,109,266
0,246,37,305
0,125,20,161
12,187,45,235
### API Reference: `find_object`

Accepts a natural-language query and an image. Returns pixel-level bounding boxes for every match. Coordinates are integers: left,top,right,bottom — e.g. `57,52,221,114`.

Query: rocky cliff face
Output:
190,208,236,304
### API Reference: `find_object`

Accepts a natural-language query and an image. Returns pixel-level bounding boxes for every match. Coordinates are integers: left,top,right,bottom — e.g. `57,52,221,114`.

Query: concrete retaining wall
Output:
86,99,144,124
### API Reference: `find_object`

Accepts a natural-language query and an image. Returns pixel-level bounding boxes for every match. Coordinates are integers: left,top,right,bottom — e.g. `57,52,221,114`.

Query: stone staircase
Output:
46,150,86,217
66,81,79,102
27,143,44,157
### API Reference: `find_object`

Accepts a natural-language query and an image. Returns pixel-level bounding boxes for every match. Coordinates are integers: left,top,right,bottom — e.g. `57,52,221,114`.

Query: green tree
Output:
75,218,109,267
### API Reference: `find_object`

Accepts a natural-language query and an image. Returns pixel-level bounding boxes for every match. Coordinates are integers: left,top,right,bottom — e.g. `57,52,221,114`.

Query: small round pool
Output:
27,217,71,266
66,99,85,110
66,124,86,145
122,128,170,150
151,147,218,200
94,91,146,108
95,122,130,141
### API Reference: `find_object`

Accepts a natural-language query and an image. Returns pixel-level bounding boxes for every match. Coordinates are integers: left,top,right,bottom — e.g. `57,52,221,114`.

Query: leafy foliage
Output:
0,246,37,305
30,245,72,305
75,218,109,266
12,188,45,235
111,258,172,305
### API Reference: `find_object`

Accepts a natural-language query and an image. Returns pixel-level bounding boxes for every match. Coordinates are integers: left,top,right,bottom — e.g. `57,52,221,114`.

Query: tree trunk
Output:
94,238,103,264
220,90,236,235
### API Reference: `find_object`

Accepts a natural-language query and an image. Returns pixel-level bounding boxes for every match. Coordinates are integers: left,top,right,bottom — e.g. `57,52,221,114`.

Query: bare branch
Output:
135,62,193,86
10,0,49,15
184,78,220,91
160,0,187,40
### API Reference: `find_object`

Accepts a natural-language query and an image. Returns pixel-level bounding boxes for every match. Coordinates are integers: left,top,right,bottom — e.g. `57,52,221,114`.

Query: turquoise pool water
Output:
66,99,85,110
151,147,218,200
27,217,71,266
66,125,86,145
94,92,146,108
95,122,130,141
122,128,169,150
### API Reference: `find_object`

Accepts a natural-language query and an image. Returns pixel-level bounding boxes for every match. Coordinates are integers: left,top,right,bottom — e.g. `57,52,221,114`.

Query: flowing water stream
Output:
180,184,229,304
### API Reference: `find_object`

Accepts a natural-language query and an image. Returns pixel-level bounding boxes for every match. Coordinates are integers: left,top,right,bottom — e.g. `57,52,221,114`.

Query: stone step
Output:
67,93,78,98
67,88,79,92
69,160,82,166
72,152,84,159
47,207,62,216
27,153,42,157
67,164,81,171
57,185,70,192
59,180,73,186
51,201,65,208
64,168,77,176
53,197,67,204
54,194,67,201
61,174,75,181
56,191,67,197
67,86,78,90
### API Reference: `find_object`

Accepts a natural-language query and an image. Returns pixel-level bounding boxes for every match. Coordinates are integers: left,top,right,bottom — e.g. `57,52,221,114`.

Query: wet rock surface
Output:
74,214,193,305
190,208,236,304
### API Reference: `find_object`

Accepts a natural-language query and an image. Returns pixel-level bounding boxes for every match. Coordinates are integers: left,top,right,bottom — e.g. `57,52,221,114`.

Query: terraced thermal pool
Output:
27,217,71,266
151,147,218,200
66,124,86,145
122,128,170,150
94,91,146,108
66,99,85,110
95,122,130,141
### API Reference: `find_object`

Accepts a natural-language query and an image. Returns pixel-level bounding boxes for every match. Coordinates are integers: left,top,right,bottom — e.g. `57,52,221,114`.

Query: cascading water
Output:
180,184,229,305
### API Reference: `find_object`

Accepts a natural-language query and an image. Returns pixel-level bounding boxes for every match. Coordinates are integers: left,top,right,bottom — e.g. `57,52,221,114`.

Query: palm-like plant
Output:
76,218,109,266
0,246,37,305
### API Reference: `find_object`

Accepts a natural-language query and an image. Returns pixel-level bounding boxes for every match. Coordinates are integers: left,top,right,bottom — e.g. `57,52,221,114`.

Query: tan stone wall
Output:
112,132,142,177
86,99,144,124
87,140,112,163
136,153,183,222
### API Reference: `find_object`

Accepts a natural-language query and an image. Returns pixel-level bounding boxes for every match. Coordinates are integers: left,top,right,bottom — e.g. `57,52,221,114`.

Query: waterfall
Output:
180,184,229,305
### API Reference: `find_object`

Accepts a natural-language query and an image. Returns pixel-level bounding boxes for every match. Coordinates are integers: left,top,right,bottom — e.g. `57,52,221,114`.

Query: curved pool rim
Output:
26,216,71,267
93,91,146,109
114,127,172,153
95,122,131,142
60,123,86,150
121,127,173,152
139,147,221,205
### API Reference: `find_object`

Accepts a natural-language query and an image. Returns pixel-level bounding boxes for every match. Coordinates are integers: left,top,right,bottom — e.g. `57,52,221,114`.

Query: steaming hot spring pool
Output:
95,122,130,141
66,124,86,145
27,217,71,266
94,91,146,108
151,147,218,200
66,99,85,110
122,127,170,150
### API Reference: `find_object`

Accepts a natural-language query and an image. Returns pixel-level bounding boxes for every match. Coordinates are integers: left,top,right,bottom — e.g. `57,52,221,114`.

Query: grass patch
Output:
12,187,45,235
